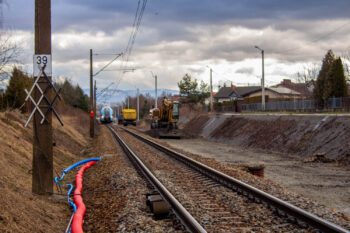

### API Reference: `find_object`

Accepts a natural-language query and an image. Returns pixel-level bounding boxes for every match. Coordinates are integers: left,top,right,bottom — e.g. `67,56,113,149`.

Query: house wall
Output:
216,97,234,103
248,90,301,99
248,90,281,98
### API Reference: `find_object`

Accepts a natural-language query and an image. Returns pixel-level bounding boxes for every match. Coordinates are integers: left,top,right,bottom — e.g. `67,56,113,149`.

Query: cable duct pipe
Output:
54,158,101,233
55,158,101,185
71,161,97,233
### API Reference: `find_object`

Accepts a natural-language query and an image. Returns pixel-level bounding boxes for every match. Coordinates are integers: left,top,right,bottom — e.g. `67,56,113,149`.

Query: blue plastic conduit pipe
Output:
66,184,77,213
55,158,101,186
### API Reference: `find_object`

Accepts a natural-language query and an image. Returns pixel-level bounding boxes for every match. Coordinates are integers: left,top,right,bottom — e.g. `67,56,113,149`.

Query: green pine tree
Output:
55,79,89,112
331,57,347,98
314,50,335,108
177,74,198,96
5,67,33,111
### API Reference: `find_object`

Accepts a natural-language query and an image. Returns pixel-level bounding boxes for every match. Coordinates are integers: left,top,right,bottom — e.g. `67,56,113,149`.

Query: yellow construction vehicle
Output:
122,109,137,126
150,98,181,138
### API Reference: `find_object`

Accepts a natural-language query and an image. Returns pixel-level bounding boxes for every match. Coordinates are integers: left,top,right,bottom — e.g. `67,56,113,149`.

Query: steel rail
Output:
107,126,207,233
123,127,349,233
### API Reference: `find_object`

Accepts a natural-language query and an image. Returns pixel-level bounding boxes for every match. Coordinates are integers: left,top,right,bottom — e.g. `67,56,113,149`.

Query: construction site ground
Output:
163,138,350,217
160,112,350,217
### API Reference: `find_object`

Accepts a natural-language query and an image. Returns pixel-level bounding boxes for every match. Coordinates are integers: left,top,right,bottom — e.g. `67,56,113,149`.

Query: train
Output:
100,106,114,124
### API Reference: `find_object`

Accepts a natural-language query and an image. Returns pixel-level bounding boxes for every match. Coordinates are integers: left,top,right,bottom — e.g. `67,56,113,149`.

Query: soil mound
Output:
186,114,350,161
183,114,210,137
0,108,90,232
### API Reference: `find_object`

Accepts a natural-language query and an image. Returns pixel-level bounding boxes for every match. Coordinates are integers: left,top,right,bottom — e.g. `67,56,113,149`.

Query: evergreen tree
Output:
177,74,198,96
75,85,89,112
314,50,335,108
330,57,347,98
55,79,89,112
60,80,78,107
178,74,209,104
5,67,33,110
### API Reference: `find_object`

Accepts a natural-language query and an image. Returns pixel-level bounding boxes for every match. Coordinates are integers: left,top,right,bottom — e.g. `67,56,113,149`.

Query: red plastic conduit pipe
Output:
71,161,97,233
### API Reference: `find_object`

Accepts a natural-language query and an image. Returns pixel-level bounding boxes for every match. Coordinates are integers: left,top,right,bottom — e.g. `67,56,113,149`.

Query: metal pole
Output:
89,49,94,137
33,0,53,195
137,88,139,121
210,68,213,112
262,50,265,111
155,75,158,108
128,96,129,109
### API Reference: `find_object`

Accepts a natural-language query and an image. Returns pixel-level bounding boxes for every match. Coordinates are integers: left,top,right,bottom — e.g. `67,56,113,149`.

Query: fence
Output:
213,105,236,112
242,97,350,112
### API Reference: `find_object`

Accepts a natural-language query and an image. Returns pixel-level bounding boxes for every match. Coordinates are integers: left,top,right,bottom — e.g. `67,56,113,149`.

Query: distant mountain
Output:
83,88,179,104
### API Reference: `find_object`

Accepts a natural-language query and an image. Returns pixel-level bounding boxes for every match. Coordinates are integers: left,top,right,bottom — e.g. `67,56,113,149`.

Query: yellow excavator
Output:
150,98,181,138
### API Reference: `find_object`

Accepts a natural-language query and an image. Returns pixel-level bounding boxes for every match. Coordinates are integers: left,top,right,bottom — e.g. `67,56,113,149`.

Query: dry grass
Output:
0,108,91,232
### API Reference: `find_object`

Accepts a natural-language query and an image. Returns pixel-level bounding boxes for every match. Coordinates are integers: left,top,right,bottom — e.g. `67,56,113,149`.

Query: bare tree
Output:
295,63,320,84
0,32,20,82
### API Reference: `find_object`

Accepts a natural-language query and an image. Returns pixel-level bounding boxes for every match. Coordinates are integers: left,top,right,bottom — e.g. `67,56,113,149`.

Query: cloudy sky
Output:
2,0,350,92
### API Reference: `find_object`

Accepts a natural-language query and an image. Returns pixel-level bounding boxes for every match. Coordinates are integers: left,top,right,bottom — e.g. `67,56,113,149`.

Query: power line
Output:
95,0,148,103
124,0,147,63
116,0,148,89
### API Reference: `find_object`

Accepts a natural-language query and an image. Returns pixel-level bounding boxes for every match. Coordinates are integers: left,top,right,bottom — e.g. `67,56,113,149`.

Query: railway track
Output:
107,125,349,233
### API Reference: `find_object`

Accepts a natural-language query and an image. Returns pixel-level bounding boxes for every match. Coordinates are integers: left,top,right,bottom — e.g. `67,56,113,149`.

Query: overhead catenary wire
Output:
95,0,148,105
115,0,148,89
123,0,148,64
93,53,123,77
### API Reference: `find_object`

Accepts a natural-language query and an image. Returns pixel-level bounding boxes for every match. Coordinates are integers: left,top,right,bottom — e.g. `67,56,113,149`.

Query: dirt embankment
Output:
184,114,350,161
0,108,90,233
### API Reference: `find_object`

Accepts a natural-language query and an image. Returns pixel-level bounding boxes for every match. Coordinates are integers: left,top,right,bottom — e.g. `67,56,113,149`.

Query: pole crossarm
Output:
93,53,123,77
24,66,63,127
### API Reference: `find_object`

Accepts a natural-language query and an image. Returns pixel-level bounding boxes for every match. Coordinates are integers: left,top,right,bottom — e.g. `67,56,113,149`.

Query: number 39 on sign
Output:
33,54,52,76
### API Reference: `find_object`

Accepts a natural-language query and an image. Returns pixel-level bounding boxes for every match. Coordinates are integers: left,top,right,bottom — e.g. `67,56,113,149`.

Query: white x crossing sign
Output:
24,57,63,127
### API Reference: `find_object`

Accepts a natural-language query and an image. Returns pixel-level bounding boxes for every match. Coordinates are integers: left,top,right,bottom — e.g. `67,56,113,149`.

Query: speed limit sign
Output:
33,54,52,76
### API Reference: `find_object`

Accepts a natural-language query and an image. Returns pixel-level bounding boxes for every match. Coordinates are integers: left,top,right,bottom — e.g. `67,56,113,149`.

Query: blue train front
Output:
100,106,114,124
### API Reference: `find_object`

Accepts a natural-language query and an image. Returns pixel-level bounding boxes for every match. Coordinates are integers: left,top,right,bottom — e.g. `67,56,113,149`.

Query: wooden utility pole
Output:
210,68,213,112
33,0,53,195
89,49,94,137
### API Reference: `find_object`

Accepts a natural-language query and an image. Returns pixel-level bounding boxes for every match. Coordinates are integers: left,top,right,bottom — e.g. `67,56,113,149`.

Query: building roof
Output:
215,86,262,99
268,87,301,95
234,86,261,97
214,87,235,98
274,79,314,97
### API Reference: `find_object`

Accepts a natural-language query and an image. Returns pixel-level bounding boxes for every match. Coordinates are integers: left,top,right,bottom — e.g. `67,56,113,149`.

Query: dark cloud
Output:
3,0,350,91
5,0,350,32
